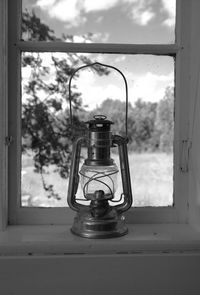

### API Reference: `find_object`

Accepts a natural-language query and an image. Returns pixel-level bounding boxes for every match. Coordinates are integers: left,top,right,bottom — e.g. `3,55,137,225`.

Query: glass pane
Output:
21,52,174,207
22,0,176,43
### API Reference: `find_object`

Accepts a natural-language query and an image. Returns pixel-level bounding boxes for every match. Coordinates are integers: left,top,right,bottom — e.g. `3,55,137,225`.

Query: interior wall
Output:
0,254,200,295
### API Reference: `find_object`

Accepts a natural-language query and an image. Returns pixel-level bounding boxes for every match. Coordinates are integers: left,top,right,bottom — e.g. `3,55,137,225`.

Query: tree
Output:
89,98,131,136
128,99,157,151
22,10,56,41
154,86,174,152
22,11,109,199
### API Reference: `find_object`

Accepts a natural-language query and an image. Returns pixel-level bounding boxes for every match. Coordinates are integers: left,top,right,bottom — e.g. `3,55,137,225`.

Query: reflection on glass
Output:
22,0,176,44
21,52,174,207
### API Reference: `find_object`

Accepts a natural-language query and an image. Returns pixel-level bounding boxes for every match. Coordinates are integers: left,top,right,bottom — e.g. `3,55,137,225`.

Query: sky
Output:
22,0,176,110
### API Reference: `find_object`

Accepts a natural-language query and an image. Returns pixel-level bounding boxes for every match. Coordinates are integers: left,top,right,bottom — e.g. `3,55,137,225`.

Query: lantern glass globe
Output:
79,163,119,200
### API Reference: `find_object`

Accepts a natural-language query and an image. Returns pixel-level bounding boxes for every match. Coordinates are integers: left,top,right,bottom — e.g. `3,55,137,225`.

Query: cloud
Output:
36,0,156,28
36,0,85,27
36,0,56,8
125,0,176,27
74,68,174,110
113,56,126,63
83,0,118,13
74,69,127,110
36,0,119,27
36,0,119,26
131,71,174,103
124,0,155,26
64,32,109,43
161,0,176,27
36,0,175,37
132,9,155,26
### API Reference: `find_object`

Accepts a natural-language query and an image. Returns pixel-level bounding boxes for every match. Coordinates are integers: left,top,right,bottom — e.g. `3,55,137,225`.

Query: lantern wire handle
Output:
68,62,129,137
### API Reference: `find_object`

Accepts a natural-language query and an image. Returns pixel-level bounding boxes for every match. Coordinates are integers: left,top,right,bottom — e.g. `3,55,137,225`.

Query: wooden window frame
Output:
2,0,192,226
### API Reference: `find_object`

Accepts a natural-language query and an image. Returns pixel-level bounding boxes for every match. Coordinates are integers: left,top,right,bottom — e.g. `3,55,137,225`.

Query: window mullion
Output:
18,41,180,55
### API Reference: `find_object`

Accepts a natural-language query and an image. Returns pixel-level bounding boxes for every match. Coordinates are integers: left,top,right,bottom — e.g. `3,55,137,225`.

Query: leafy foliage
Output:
130,99,158,151
22,10,56,41
154,86,174,152
22,11,108,199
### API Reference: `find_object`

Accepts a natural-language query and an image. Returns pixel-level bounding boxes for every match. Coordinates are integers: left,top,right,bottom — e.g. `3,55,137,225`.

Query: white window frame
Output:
1,0,193,226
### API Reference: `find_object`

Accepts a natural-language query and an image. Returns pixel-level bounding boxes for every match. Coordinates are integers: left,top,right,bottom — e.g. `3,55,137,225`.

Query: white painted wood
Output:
173,0,191,223
188,0,200,228
8,0,22,225
1,224,200,255
18,41,180,54
0,0,8,230
13,206,179,225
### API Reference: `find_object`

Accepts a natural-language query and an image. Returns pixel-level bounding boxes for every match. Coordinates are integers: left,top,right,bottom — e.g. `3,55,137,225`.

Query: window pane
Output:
21,52,174,207
22,0,176,44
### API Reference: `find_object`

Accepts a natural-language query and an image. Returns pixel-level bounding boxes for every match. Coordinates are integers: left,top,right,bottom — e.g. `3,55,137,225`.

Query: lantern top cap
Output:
86,115,114,126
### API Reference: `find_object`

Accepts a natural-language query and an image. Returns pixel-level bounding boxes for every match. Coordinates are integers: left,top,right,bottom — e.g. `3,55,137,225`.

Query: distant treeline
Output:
81,86,174,153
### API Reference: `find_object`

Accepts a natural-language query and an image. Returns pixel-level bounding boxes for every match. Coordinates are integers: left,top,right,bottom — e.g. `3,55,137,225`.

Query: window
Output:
6,0,191,225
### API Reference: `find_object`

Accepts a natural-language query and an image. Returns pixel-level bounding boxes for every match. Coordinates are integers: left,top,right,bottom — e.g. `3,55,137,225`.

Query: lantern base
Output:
71,208,128,239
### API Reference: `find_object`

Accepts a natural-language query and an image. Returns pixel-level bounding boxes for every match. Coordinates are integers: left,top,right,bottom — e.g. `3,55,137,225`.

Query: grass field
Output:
21,151,173,207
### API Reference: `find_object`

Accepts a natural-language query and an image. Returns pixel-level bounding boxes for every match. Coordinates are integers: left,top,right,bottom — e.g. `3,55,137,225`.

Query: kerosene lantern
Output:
67,62,133,238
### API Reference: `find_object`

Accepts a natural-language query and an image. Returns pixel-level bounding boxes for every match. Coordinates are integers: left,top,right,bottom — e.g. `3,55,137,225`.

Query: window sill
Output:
0,224,200,256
